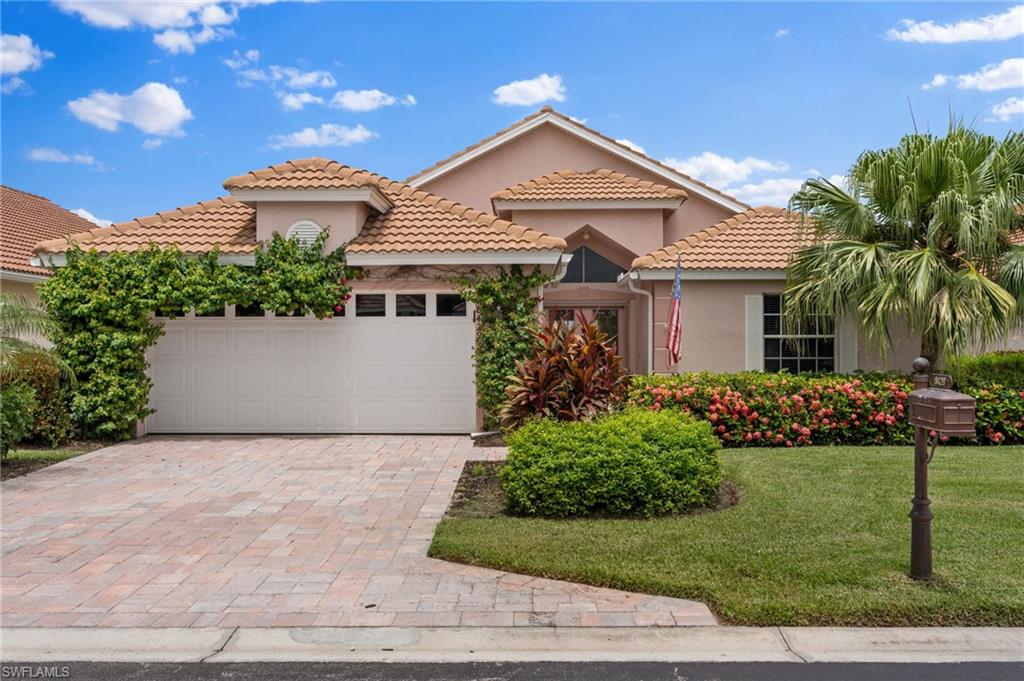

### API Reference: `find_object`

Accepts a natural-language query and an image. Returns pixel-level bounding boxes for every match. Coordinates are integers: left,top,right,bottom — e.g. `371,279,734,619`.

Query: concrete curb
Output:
2,627,1021,663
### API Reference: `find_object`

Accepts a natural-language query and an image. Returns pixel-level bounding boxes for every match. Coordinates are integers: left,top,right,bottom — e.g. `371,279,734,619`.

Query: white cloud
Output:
223,48,259,70
70,208,113,228
990,96,1024,123
267,123,377,149
1,76,27,94
492,73,566,106
268,65,335,89
1,33,54,74
615,138,646,154
1,33,53,92
277,91,324,111
228,55,336,89
774,28,790,38
28,147,101,167
153,24,230,55
921,73,949,90
329,89,417,112
954,58,1024,91
887,5,1024,43
728,177,806,207
142,138,164,150
68,82,193,136
664,151,789,187
54,1,256,54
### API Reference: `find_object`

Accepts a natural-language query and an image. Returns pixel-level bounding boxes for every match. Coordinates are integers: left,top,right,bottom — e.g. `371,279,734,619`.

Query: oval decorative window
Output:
286,219,322,246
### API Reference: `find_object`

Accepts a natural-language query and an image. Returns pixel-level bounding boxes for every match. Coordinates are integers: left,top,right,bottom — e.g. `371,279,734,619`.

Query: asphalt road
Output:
4,661,1021,681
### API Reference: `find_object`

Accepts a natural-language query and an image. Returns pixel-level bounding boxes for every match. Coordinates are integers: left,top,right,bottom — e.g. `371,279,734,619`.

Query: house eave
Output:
228,187,392,213
345,250,564,267
0,269,48,283
407,111,748,213
631,267,788,281
492,198,684,213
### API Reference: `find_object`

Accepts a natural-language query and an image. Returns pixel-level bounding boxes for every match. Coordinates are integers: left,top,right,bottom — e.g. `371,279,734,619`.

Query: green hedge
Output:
629,371,1023,447
1,384,36,457
947,351,1024,388
501,409,722,517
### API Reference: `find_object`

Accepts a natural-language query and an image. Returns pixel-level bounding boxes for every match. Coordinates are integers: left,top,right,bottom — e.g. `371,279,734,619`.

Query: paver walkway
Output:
1,436,714,628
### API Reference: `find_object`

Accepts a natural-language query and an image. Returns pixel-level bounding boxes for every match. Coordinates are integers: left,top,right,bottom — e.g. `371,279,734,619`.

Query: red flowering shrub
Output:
629,372,1022,447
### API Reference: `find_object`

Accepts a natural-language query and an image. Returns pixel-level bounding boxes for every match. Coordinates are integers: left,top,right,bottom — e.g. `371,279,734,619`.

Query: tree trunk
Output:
920,332,941,369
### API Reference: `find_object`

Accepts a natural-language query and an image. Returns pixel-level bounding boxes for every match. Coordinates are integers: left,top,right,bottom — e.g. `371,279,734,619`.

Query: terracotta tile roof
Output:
349,178,566,253
632,206,808,270
223,157,381,191
406,106,748,210
1,185,100,276
35,159,565,258
491,168,687,203
34,197,257,256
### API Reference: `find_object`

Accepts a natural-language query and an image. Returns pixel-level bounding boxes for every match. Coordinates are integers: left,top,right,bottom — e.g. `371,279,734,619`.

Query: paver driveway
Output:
2,436,715,628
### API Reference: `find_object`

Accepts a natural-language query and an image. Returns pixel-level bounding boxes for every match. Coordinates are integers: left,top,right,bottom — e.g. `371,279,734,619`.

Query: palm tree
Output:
0,292,73,383
786,125,1024,367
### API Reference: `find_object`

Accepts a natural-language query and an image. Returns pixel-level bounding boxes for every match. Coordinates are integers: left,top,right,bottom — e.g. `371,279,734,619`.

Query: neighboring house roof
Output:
34,158,565,261
632,206,806,270
491,168,687,203
1,185,100,277
405,106,749,213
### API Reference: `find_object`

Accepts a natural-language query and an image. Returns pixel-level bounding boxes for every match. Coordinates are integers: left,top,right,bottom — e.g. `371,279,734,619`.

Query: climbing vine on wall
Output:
40,231,355,441
454,265,551,430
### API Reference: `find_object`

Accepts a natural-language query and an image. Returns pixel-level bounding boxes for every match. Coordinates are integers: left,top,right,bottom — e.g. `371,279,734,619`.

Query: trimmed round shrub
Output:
501,409,721,517
9,352,75,448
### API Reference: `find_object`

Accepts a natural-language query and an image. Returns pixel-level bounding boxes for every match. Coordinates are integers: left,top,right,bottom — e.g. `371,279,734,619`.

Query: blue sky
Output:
2,2,1022,226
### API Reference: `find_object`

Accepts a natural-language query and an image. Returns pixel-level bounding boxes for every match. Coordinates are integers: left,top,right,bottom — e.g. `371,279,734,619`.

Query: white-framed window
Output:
762,293,835,373
286,219,323,246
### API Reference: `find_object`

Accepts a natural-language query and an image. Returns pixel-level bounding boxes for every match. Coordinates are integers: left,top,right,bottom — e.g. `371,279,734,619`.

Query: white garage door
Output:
145,292,476,434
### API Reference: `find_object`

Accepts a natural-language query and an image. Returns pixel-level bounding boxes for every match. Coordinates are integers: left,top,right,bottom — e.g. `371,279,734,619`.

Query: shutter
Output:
744,295,763,371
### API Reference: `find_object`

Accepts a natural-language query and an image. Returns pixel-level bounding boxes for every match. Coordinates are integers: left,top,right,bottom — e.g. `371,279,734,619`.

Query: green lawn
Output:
1,443,102,480
430,445,1024,626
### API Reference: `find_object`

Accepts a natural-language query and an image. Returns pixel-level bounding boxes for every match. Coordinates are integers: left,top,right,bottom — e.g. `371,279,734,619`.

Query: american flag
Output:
666,254,682,367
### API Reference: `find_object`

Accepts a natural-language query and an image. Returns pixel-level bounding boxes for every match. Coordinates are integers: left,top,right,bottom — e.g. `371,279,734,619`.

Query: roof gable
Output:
223,157,381,191
406,107,748,213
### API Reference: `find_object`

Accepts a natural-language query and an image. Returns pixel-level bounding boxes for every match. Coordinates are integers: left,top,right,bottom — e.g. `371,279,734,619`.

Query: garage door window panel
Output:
356,294,386,317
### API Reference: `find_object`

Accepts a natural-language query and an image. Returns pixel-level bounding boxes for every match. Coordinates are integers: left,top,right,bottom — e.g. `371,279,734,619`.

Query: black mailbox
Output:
908,387,976,436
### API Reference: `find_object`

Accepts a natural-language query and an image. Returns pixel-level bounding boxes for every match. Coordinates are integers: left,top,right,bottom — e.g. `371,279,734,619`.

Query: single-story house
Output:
29,107,1024,434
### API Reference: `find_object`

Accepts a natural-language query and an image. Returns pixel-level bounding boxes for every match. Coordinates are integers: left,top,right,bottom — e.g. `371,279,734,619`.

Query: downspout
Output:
626,270,653,374
539,252,573,312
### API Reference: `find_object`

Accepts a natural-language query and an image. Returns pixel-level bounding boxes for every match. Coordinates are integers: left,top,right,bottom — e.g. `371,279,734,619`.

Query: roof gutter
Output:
31,253,257,268
0,269,48,283
345,250,564,267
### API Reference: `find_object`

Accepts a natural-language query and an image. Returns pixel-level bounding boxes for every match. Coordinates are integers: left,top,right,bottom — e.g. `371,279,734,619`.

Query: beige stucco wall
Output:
419,122,735,242
256,201,370,252
649,278,786,373
510,208,664,261
1,277,40,303
1,276,50,345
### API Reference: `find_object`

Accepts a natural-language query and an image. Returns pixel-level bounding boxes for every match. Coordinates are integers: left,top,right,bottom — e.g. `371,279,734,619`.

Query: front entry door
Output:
552,306,623,353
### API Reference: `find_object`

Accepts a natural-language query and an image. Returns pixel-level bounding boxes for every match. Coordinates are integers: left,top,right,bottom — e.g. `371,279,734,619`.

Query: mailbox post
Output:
906,357,977,581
